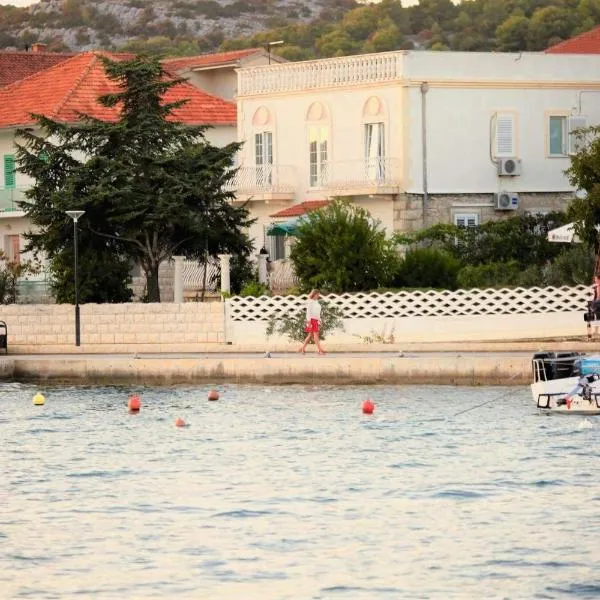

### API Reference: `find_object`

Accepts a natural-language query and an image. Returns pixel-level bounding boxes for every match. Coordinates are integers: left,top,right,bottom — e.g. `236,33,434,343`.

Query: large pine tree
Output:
16,54,253,302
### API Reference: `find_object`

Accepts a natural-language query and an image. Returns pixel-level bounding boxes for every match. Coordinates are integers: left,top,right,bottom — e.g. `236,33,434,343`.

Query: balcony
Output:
227,165,297,202
238,51,404,97
0,187,27,217
315,158,402,196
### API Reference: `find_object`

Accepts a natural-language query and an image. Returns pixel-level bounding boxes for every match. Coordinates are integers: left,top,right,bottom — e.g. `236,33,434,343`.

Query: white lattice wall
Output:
227,286,591,322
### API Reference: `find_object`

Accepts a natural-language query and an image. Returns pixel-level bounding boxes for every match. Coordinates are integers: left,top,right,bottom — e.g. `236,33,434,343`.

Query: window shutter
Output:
454,213,479,228
3,155,15,189
494,114,515,157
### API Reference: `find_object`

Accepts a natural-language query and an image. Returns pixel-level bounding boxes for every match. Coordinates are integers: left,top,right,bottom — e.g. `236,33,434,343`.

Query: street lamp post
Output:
266,40,284,64
66,210,85,346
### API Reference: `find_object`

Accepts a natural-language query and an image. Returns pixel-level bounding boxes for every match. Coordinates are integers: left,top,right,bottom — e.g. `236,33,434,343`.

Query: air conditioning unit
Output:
496,191,520,211
497,158,522,176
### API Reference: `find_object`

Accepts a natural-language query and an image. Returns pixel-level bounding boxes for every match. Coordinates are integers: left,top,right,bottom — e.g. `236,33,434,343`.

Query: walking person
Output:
299,289,326,355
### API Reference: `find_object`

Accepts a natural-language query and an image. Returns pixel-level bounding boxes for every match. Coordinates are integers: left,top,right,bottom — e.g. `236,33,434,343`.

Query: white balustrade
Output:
228,286,591,322
238,52,404,96
226,165,297,194
322,158,401,188
182,259,219,292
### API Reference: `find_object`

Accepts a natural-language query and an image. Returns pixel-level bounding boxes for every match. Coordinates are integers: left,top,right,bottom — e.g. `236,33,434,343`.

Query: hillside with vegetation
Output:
0,0,598,57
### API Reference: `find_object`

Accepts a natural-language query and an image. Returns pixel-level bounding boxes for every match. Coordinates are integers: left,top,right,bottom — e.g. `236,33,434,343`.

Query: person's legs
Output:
314,331,326,354
299,332,312,353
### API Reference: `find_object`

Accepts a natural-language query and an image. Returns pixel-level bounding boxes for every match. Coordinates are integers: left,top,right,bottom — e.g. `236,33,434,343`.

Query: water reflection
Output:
1,384,599,599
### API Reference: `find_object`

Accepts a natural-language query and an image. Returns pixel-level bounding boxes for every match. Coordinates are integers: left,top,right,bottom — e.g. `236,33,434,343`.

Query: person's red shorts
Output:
304,318,320,333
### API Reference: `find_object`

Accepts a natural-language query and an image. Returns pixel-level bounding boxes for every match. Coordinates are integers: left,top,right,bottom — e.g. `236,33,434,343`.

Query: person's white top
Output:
306,299,321,321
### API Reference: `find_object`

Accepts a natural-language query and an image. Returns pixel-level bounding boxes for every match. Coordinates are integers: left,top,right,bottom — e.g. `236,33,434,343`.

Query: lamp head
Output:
66,210,85,222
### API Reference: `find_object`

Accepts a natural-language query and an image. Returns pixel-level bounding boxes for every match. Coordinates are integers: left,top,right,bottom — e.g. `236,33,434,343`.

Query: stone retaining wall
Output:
0,302,225,353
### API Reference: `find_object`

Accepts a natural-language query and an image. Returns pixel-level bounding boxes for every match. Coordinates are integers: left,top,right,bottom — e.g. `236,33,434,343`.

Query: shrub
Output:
394,247,461,289
239,280,269,297
456,261,522,289
266,300,344,342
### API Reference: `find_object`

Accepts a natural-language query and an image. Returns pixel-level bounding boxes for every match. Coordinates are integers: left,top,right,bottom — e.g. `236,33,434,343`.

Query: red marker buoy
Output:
362,399,375,415
128,394,141,412
208,390,220,401
175,417,186,428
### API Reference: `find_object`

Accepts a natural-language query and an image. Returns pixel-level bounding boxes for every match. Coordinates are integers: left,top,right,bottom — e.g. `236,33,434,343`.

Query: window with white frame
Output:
548,115,568,156
309,125,328,187
364,122,385,181
493,113,516,158
454,213,480,228
255,131,273,185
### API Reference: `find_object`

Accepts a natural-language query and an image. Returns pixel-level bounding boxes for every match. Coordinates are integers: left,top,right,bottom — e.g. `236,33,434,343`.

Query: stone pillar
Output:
219,254,232,294
257,253,268,285
173,256,184,303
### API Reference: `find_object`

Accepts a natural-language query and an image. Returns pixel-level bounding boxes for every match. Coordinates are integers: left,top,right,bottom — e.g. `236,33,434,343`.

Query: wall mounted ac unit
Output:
496,191,520,211
497,158,522,176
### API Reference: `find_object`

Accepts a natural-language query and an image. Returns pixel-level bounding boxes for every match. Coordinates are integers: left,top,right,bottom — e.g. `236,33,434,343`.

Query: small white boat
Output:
531,352,600,415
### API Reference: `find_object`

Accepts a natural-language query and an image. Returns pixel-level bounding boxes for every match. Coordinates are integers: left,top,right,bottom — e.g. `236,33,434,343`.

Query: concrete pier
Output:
1,351,535,386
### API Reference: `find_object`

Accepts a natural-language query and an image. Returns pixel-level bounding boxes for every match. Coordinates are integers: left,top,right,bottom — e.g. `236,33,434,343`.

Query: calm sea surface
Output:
1,383,599,600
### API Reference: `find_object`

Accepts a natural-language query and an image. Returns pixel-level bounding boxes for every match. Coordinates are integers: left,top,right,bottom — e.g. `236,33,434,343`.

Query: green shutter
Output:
3,155,15,189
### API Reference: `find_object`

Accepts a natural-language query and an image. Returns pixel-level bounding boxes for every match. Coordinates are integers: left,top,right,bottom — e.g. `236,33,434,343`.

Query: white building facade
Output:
235,50,600,255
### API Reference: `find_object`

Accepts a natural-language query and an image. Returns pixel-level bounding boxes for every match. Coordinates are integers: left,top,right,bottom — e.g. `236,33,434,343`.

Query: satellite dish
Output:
575,189,587,200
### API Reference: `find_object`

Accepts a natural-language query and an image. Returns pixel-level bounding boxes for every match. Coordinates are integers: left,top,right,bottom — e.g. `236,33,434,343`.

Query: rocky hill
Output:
0,0,348,52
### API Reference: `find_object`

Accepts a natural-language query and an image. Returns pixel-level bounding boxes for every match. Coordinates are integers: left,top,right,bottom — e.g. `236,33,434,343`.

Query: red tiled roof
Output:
162,49,263,73
0,52,237,128
0,51,75,87
545,25,600,54
270,201,330,218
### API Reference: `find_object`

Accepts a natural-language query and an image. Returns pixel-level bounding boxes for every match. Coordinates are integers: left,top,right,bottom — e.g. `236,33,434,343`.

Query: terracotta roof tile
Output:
545,26,600,54
162,49,263,73
0,50,75,87
0,52,236,128
270,201,330,218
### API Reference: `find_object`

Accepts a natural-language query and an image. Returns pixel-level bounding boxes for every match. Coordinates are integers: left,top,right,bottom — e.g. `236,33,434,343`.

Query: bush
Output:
239,280,269,297
266,300,344,342
291,199,399,293
456,261,522,289
394,247,461,289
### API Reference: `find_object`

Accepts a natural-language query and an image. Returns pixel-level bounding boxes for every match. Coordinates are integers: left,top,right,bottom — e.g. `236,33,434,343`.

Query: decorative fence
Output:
182,259,219,292
228,286,590,322
268,259,299,293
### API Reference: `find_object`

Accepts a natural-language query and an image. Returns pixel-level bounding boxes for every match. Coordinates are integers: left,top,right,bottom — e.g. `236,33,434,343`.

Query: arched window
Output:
306,102,329,188
252,106,273,185
363,96,386,181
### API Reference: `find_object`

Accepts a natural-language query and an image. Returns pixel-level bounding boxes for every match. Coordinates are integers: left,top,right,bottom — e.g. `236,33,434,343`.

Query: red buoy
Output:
175,417,186,428
362,399,375,415
208,390,220,401
128,394,141,412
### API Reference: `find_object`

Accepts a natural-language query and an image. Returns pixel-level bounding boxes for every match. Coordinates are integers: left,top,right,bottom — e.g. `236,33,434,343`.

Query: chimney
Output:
31,43,47,53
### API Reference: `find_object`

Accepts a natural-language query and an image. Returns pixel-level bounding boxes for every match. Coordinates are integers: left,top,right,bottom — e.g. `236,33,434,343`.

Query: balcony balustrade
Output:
314,158,401,195
238,51,404,96
227,165,297,201
0,187,26,215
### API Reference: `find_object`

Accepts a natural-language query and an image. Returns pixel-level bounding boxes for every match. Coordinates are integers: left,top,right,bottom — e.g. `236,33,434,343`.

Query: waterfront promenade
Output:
0,339,594,385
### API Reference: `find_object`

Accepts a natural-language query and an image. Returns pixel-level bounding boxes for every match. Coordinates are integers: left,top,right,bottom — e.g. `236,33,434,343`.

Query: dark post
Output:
66,211,85,346
74,218,80,346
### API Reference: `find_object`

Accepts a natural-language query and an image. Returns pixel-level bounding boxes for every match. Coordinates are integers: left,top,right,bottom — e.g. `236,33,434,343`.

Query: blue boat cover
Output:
577,355,600,376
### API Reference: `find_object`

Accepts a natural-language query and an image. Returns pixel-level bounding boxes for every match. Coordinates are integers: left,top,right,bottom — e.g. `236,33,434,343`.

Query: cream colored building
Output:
234,50,600,258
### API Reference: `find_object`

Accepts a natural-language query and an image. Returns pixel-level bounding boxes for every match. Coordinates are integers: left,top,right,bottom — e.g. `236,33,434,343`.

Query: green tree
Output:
290,199,399,292
496,15,530,51
567,125,600,254
17,55,254,303
15,122,134,303
527,5,579,50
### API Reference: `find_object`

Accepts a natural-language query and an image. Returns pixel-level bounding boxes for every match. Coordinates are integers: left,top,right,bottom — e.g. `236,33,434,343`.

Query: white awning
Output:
547,223,580,243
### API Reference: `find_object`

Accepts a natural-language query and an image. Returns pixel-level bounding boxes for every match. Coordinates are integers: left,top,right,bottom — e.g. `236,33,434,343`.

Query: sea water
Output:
1,384,599,600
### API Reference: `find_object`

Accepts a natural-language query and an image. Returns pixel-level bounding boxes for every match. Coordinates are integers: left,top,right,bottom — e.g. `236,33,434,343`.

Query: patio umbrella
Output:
547,223,580,243
547,222,600,243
